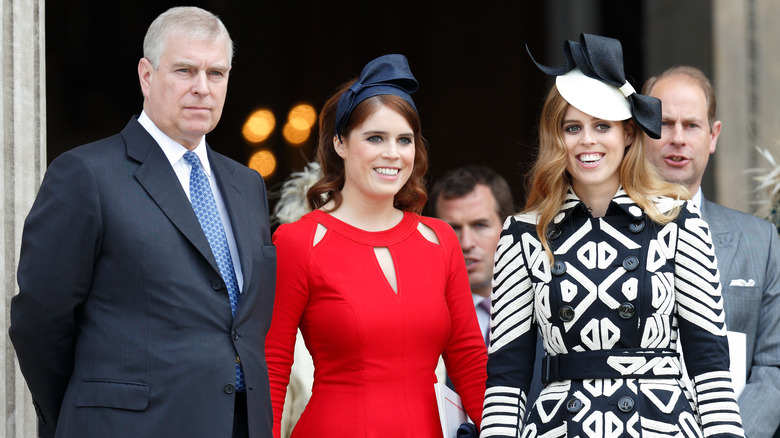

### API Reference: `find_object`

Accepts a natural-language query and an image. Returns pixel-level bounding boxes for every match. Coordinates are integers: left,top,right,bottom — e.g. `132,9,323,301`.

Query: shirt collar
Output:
138,110,211,176
692,187,703,208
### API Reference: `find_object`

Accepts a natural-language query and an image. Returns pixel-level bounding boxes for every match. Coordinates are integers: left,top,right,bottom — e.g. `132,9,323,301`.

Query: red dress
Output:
265,210,487,437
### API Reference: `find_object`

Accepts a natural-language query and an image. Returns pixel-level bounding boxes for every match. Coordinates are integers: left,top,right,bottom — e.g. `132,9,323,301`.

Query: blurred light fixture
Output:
283,103,316,145
248,149,277,178
242,108,276,143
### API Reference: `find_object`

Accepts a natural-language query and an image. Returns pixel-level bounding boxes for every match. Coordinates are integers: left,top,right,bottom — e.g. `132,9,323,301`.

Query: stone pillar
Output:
2,0,46,437
713,0,780,212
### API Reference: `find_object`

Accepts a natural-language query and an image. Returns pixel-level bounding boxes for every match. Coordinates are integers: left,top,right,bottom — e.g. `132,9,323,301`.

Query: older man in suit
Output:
643,66,780,438
9,7,275,438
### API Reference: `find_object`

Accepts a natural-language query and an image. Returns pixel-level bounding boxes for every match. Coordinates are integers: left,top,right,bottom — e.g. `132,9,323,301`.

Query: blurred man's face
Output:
436,185,503,298
645,75,721,194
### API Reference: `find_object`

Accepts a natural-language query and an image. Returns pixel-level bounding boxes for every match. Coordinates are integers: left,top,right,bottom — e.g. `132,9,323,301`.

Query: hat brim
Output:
556,68,631,121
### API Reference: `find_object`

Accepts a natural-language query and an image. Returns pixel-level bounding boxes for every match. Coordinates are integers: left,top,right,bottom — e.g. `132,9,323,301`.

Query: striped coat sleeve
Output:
675,202,744,438
481,216,540,437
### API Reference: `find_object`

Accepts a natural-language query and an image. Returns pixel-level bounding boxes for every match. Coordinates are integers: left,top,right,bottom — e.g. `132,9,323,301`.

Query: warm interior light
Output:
242,109,276,143
288,104,317,130
283,103,317,145
248,149,277,177
283,123,310,145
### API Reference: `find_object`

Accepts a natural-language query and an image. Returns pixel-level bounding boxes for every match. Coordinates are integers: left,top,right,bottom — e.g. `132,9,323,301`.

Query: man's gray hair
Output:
143,6,233,69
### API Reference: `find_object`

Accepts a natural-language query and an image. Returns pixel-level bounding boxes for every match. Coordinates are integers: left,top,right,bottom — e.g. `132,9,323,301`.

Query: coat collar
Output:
554,186,645,224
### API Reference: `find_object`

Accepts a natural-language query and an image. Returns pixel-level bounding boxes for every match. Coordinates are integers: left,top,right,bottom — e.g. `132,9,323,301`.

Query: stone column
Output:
713,0,780,212
2,0,46,437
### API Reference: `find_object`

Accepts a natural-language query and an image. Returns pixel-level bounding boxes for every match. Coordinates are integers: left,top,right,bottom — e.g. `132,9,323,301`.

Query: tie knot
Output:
478,299,491,313
183,151,202,169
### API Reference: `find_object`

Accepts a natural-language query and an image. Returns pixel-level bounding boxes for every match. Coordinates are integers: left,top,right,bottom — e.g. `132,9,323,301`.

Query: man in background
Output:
644,66,780,438
431,165,543,408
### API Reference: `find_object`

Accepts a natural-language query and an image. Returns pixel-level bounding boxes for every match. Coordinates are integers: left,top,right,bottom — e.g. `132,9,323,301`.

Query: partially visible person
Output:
644,65,780,438
8,6,276,438
430,166,544,408
430,165,514,342
481,34,744,437
264,54,487,438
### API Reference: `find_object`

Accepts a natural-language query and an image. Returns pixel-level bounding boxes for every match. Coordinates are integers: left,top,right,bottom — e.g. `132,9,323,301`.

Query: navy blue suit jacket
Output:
10,117,276,437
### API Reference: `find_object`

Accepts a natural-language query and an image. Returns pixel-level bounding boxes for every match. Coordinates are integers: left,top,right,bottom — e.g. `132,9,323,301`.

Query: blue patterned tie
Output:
183,151,244,392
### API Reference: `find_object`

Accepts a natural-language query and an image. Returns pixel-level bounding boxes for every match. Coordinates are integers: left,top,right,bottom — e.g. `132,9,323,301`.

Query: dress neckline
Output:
307,209,419,246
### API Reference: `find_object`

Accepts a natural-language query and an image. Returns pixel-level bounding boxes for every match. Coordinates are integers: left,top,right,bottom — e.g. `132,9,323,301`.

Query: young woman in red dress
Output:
265,54,487,438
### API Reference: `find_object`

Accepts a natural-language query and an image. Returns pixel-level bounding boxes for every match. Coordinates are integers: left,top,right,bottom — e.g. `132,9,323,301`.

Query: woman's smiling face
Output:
562,104,634,198
335,104,416,205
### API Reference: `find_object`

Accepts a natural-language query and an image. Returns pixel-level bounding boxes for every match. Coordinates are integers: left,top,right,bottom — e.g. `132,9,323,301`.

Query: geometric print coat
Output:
480,188,744,438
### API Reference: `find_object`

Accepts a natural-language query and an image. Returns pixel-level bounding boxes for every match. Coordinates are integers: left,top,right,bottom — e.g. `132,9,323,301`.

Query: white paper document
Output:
434,383,472,438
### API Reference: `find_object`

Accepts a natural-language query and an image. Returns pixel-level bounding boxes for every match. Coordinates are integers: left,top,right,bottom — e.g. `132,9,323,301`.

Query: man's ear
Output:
709,120,722,154
138,58,153,98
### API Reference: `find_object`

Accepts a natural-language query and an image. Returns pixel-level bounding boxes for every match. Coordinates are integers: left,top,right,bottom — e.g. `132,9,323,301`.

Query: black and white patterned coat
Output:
481,188,744,438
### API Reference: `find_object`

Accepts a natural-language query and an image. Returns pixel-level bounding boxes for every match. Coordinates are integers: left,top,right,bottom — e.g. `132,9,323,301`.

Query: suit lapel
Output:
701,198,740,279
122,118,221,275
209,150,254,292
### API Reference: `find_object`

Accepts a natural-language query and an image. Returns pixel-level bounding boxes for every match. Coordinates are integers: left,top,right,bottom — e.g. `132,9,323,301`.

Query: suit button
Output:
618,302,635,319
566,398,583,413
628,219,645,233
558,305,575,322
212,279,224,290
224,384,235,394
547,225,562,240
617,396,634,412
551,260,566,276
232,330,239,341
622,256,639,271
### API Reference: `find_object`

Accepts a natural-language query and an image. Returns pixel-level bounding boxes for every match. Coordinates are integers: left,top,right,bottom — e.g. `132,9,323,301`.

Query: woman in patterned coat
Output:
480,34,744,438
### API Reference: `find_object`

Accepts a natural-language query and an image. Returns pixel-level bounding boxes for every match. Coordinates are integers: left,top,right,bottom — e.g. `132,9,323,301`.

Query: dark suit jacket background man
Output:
9,7,276,438
643,66,780,438
430,165,543,408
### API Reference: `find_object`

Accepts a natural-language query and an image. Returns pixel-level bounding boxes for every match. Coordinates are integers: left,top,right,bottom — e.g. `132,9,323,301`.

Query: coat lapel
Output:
209,150,254,293
701,198,739,279
122,118,221,275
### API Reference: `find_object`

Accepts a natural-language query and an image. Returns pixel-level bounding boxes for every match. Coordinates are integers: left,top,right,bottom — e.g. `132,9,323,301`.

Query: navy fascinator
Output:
334,54,419,139
527,33,662,139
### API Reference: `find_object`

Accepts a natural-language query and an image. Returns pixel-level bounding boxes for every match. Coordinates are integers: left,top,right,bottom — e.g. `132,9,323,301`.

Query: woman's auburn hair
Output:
307,79,429,214
524,85,689,262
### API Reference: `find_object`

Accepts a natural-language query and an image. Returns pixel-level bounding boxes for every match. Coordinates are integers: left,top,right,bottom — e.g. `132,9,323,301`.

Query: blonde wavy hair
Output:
524,85,689,262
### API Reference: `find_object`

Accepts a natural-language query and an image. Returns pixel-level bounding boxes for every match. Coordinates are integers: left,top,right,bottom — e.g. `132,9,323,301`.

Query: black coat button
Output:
617,396,634,412
551,260,566,276
566,398,583,413
547,225,562,240
628,219,645,233
224,384,235,394
212,279,224,290
618,302,635,319
622,256,639,271
559,305,575,322
232,330,239,341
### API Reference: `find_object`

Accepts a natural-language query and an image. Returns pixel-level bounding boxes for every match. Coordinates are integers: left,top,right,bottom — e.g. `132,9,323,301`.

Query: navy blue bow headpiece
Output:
527,33,662,139
335,54,419,139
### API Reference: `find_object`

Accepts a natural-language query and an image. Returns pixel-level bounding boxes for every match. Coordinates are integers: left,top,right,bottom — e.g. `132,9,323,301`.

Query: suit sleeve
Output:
265,222,312,438
435,222,488,429
9,151,102,437
736,222,780,438
674,203,744,437
481,217,538,437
